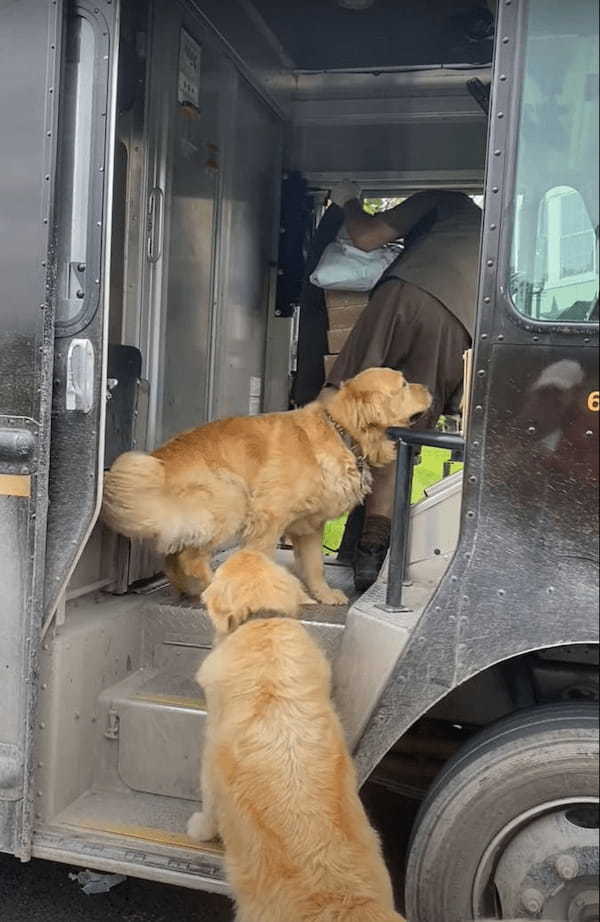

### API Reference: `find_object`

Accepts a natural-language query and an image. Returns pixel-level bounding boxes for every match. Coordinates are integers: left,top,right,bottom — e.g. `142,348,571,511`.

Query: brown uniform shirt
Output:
380,190,482,337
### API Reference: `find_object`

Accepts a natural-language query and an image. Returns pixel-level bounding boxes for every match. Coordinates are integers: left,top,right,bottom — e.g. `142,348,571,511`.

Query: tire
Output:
405,703,599,922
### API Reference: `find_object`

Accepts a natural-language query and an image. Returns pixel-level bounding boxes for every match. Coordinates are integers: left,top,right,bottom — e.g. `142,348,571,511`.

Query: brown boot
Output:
354,515,391,592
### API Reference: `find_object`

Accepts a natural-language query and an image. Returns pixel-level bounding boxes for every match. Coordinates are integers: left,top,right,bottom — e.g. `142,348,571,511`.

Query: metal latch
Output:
146,186,164,263
66,338,95,413
104,708,120,740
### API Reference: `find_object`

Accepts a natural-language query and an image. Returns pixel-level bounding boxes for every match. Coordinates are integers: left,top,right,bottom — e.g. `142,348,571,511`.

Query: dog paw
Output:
187,811,218,842
299,590,318,606
310,587,348,606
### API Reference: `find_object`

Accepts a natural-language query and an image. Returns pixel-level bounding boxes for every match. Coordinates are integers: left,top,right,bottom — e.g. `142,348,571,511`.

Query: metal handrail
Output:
385,427,466,610
387,427,466,453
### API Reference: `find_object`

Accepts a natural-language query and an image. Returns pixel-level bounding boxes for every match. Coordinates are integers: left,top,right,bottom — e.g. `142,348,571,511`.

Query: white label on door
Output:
249,376,263,416
178,29,202,108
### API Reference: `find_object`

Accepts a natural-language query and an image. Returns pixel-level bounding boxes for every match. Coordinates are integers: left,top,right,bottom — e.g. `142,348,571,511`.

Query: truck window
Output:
55,12,107,331
509,0,599,323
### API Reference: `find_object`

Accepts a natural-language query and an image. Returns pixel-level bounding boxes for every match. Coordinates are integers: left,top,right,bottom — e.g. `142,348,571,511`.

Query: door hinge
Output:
104,708,120,740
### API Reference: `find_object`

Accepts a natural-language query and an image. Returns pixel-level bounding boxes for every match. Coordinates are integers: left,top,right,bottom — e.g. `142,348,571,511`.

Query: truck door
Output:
0,0,117,858
44,0,118,618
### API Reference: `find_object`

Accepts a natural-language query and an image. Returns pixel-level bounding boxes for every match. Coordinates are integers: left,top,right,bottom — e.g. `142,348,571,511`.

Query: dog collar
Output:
243,610,288,625
323,409,370,486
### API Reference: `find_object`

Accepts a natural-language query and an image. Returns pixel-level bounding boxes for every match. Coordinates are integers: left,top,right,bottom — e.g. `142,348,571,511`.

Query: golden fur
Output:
202,549,315,638
189,551,405,922
102,367,431,605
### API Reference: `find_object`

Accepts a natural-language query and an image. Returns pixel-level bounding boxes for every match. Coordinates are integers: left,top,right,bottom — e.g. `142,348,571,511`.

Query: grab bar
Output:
385,427,466,611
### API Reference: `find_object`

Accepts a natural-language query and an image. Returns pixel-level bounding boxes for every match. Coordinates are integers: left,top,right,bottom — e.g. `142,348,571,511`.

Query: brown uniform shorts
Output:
327,279,470,429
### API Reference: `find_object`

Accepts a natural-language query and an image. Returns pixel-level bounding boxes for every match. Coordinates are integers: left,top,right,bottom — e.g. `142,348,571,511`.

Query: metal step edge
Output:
139,599,348,665
99,668,207,714
421,468,463,500
145,596,350,629
32,826,229,894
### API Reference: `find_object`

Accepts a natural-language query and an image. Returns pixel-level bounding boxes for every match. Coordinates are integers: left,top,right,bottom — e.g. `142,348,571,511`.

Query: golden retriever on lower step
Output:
102,367,431,605
202,549,315,638
188,551,405,922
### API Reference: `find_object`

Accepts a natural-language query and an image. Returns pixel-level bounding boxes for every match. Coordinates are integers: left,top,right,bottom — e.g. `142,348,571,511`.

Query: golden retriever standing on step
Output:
187,550,405,922
102,367,431,606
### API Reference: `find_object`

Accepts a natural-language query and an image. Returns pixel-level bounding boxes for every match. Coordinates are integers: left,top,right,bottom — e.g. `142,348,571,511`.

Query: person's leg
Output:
366,457,398,517
336,504,365,564
325,280,408,391
353,463,397,579
324,282,415,585
327,282,469,590
361,285,444,525
321,282,413,579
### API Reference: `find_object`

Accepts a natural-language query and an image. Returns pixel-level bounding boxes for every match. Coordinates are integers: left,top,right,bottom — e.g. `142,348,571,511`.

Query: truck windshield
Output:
509,0,599,323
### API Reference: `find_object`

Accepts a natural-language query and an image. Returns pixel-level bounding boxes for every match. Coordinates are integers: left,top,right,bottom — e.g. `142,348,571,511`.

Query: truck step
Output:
97,668,208,801
35,788,228,893
93,557,354,802
138,549,354,664
334,554,454,751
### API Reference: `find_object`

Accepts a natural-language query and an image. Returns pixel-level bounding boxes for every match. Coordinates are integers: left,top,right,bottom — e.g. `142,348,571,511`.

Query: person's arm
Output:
330,183,443,252
341,199,399,251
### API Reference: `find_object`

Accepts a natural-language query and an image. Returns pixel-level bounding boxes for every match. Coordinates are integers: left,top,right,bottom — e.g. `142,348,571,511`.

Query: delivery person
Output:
325,182,481,590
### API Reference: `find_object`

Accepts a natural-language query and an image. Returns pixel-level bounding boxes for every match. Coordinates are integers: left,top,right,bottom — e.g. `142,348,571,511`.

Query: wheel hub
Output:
474,800,599,920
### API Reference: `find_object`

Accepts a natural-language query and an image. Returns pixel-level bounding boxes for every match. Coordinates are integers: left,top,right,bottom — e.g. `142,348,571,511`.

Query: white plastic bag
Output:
309,230,401,292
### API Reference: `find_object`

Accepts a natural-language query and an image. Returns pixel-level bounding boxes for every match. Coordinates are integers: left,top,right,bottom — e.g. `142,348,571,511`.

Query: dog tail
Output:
102,451,169,540
102,451,215,552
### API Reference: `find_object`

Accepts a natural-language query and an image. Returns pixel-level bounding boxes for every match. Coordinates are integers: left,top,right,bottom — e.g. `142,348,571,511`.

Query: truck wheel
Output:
405,703,599,922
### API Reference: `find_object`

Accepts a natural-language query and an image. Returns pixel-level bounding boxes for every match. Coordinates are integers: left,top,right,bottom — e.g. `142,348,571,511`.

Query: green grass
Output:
322,447,463,555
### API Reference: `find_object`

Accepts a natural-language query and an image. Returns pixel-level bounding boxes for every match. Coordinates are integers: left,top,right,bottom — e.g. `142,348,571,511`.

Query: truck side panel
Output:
0,0,63,857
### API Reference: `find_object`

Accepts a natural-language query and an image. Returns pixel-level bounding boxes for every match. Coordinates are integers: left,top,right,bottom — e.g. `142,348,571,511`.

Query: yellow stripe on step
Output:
0,474,31,497
77,819,224,855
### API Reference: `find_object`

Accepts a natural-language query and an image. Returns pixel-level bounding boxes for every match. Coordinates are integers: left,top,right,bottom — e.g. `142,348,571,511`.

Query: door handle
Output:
66,338,95,412
146,186,164,264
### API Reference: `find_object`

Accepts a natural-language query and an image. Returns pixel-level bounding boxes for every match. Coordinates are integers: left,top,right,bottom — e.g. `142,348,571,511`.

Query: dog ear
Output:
353,389,392,428
340,375,395,429
202,583,235,637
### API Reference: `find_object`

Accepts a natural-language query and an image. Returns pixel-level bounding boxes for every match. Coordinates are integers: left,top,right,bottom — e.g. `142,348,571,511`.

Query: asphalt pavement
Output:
0,854,233,922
